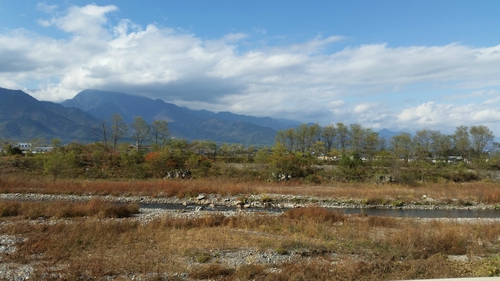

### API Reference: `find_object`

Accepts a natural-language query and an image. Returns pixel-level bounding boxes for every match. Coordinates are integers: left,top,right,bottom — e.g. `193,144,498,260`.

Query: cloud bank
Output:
1,4,500,135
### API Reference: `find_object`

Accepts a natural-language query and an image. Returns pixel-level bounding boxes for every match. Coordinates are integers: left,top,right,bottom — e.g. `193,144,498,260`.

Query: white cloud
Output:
1,4,500,136
396,100,500,134
37,3,58,13
40,4,118,37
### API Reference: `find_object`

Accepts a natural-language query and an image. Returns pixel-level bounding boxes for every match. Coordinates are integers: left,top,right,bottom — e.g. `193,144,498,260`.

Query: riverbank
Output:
1,192,500,280
0,192,498,210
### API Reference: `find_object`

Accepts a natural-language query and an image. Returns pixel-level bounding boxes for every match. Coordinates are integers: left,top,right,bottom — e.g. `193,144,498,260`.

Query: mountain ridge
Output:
0,88,286,145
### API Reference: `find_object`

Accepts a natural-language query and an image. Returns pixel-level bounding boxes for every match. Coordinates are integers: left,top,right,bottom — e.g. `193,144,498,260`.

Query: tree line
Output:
275,123,496,162
95,114,170,151
1,119,499,184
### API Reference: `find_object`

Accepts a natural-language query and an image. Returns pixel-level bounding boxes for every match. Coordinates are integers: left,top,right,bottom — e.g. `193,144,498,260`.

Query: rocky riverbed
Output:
1,192,499,280
0,192,498,210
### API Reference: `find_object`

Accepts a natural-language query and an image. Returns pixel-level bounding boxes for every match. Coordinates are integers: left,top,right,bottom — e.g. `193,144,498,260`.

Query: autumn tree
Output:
130,116,150,150
150,119,169,148
95,120,110,150
110,114,129,149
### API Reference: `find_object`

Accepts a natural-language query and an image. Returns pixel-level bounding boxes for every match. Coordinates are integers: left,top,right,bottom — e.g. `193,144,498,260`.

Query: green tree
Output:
349,124,366,154
413,128,433,160
434,132,452,161
308,123,322,148
469,125,494,159
321,124,336,153
295,124,310,153
50,138,62,148
453,125,470,158
364,131,380,160
391,132,413,163
336,122,349,152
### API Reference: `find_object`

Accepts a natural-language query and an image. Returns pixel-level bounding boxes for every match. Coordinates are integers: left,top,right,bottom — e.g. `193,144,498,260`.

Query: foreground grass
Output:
1,206,500,280
0,199,139,219
2,174,500,206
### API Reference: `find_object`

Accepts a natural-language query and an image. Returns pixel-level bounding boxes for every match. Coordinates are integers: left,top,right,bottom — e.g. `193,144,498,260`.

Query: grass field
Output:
1,176,500,280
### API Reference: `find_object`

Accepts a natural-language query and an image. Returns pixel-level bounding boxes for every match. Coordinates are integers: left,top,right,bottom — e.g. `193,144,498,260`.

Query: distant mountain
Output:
62,89,283,145
0,87,100,142
0,87,413,146
377,128,401,140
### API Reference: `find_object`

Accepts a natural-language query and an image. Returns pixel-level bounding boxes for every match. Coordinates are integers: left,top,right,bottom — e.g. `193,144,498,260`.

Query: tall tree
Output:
469,125,494,159
413,128,433,160
130,116,150,150
364,131,380,160
95,120,110,150
150,120,169,148
431,132,452,161
349,124,365,154
321,124,336,153
295,124,309,153
275,128,296,152
110,114,129,149
308,123,322,146
336,122,349,152
453,125,470,158
391,132,413,163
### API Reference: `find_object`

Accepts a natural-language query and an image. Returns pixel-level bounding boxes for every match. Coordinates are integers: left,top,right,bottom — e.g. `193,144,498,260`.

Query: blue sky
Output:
1,1,500,136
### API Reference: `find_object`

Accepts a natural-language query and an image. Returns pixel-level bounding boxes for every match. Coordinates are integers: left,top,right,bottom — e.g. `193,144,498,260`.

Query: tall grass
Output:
0,198,139,219
2,174,500,204
2,207,500,280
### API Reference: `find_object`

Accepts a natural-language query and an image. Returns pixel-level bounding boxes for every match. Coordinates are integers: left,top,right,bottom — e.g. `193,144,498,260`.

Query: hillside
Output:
0,88,100,142
62,89,283,145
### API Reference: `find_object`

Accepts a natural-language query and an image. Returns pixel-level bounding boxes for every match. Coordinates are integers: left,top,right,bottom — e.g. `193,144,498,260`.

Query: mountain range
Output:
0,87,401,146
0,87,299,145
0,87,99,142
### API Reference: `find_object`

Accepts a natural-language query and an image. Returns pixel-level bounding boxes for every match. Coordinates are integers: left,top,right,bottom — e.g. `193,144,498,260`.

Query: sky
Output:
1,1,500,136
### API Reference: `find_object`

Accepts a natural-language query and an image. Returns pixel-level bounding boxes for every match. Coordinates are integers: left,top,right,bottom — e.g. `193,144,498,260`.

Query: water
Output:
336,208,500,218
140,203,500,218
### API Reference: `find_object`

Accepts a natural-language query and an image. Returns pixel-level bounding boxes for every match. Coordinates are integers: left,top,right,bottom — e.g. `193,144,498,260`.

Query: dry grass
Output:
0,198,139,219
1,207,500,280
2,174,500,205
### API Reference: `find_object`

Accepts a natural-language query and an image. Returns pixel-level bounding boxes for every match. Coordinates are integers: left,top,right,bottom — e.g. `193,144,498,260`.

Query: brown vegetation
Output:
1,207,499,280
2,174,500,205
0,198,139,219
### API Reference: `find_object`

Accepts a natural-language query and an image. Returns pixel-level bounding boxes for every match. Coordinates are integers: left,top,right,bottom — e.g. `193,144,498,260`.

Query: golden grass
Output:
1,207,499,280
2,174,500,205
0,198,139,219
